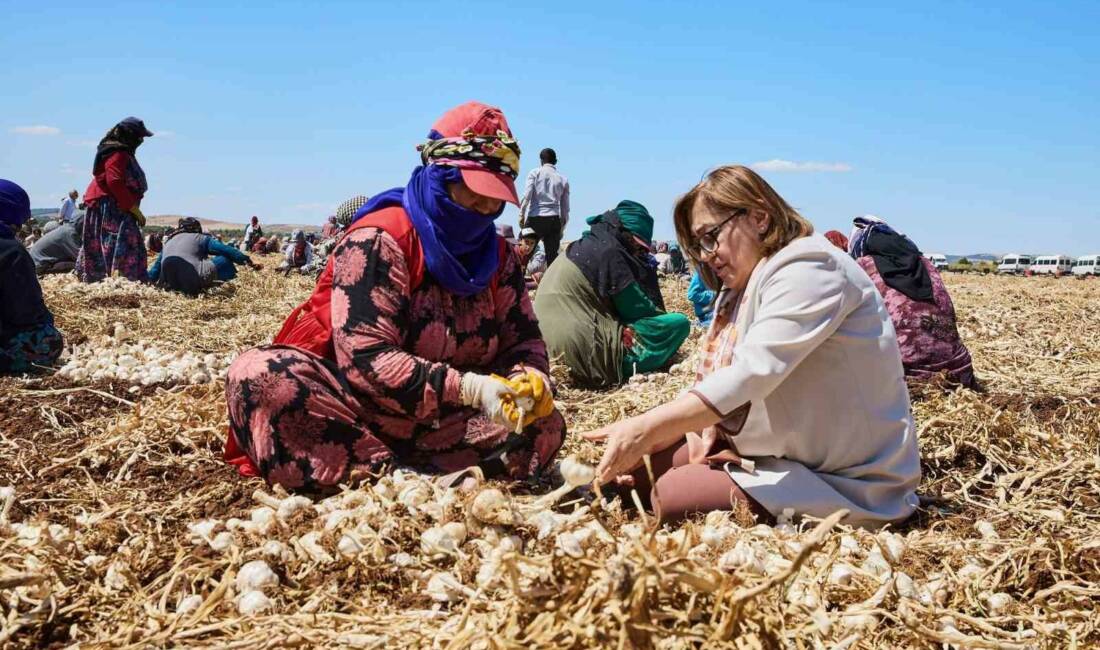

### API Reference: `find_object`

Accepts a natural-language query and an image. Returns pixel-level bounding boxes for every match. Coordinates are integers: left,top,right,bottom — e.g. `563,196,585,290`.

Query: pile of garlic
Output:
57,322,233,386
48,274,165,298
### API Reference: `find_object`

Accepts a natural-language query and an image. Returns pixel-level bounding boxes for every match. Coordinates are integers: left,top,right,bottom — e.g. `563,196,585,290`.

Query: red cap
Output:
430,101,520,206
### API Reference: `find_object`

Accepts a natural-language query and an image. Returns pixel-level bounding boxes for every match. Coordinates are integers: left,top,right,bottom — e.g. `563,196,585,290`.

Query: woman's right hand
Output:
582,416,654,484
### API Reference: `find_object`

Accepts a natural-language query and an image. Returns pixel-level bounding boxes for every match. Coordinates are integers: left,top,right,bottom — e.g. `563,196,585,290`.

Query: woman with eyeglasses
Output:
582,165,920,529
534,200,691,388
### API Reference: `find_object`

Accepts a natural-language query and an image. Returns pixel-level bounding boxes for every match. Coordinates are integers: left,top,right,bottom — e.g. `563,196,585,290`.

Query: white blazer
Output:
691,235,921,528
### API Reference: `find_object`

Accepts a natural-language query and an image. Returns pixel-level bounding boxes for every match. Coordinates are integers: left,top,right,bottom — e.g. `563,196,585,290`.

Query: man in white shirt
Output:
519,148,570,265
58,190,78,224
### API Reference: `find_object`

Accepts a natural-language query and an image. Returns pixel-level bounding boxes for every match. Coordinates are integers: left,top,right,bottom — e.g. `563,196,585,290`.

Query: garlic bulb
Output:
559,456,595,487
425,572,474,602
251,507,277,534
236,560,279,592
975,520,998,540
556,532,584,558
297,531,334,563
828,563,855,586
471,489,516,525
338,534,364,557
421,526,461,558
277,496,313,521
209,531,236,553
861,548,892,580
718,541,765,575
261,540,291,562
237,589,273,615
982,591,1013,615
895,572,917,600
877,531,906,564
176,594,203,615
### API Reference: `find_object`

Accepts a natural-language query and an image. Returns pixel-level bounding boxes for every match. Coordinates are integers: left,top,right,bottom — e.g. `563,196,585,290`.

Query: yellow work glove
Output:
129,206,146,227
498,371,555,429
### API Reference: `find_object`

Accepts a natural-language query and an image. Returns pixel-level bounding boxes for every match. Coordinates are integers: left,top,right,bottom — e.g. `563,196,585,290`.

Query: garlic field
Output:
1,264,1098,649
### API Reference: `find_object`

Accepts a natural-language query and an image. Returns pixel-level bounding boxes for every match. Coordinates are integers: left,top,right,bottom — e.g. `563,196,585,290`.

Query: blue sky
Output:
2,1,1097,255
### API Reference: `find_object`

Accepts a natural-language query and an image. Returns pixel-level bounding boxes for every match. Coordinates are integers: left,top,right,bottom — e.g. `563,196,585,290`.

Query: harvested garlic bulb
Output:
425,572,474,602
237,589,273,615
176,594,203,616
828,563,855,586
236,560,279,592
471,489,516,525
421,526,461,558
559,456,595,487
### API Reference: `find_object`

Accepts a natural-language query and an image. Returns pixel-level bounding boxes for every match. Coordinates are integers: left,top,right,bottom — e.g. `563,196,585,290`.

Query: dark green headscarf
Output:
568,200,662,307
585,199,653,245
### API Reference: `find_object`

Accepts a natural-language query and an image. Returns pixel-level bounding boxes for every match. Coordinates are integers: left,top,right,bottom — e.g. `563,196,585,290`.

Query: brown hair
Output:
674,165,814,289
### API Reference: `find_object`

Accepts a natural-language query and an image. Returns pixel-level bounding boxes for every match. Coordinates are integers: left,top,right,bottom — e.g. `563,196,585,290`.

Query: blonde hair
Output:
674,165,814,289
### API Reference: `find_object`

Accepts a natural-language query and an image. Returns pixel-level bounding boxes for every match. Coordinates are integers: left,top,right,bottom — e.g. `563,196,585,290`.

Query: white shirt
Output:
691,235,921,528
283,241,314,267
520,164,570,226
58,196,76,223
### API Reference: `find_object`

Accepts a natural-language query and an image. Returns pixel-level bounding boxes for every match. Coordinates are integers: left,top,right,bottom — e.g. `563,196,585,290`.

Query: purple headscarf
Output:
0,179,32,231
353,165,502,296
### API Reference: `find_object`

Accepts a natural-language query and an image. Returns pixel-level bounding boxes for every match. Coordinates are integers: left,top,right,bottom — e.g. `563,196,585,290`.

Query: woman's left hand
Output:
582,417,651,484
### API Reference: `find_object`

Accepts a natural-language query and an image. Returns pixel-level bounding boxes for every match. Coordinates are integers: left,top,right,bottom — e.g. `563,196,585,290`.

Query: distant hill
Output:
946,254,999,263
146,215,320,234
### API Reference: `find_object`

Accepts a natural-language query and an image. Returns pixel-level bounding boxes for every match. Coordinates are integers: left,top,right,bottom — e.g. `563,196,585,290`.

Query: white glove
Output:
460,373,515,427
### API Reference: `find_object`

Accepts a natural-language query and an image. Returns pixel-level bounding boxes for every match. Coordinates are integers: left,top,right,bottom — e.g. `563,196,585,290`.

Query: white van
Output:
997,254,1033,274
926,253,948,270
1073,254,1100,277
1030,255,1074,276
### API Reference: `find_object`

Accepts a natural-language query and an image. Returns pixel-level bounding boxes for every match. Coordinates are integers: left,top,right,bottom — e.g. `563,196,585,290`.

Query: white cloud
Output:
11,125,61,136
156,130,177,138
750,159,853,173
60,163,84,176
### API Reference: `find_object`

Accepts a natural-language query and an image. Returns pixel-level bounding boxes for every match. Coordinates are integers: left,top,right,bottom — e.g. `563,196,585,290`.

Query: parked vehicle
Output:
926,253,949,270
997,254,1033,274
1030,255,1074,276
1072,254,1100,277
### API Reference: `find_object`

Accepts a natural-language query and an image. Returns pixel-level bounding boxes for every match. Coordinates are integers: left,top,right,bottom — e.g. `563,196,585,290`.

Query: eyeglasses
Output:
695,210,745,256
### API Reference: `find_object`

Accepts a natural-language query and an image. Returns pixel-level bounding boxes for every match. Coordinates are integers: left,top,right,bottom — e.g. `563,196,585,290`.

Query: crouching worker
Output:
534,200,690,387
30,212,84,275
848,216,977,389
581,166,921,529
149,218,261,296
1,180,64,374
223,101,565,491
277,229,314,275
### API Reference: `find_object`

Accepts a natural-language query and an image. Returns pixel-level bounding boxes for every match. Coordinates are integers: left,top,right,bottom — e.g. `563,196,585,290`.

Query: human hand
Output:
460,373,517,428
501,371,554,427
581,417,652,484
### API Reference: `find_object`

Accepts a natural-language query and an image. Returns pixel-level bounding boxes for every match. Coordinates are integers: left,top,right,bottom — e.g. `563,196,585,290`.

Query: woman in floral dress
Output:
224,102,564,491
76,117,152,283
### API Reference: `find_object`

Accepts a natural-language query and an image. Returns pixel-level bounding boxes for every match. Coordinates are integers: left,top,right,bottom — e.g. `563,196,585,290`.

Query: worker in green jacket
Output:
534,200,690,387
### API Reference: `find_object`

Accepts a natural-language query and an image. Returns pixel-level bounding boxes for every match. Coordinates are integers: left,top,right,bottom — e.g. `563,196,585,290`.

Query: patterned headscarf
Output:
417,131,521,182
334,195,368,228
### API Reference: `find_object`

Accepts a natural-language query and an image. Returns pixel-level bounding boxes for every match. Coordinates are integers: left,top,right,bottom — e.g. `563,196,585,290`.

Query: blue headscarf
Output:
353,165,502,296
0,179,32,233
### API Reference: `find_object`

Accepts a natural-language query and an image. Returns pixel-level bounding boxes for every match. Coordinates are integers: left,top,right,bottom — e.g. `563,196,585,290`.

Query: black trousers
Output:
525,215,563,266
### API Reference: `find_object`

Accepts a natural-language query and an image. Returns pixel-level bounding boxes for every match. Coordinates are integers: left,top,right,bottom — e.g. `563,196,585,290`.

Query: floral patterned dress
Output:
76,152,148,283
858,256,976,388
225,226,565,491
